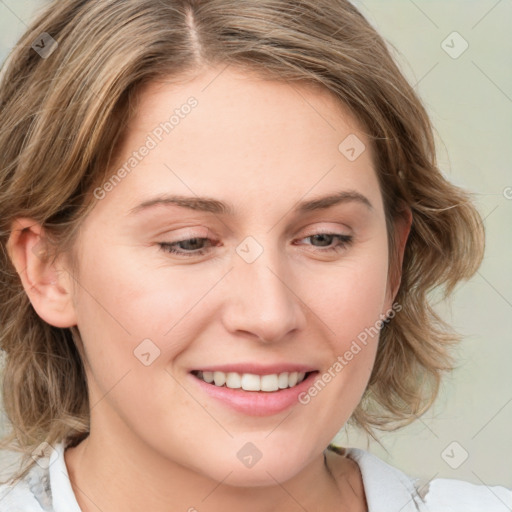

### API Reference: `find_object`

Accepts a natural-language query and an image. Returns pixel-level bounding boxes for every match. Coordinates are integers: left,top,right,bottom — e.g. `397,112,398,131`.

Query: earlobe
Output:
7,218,77,328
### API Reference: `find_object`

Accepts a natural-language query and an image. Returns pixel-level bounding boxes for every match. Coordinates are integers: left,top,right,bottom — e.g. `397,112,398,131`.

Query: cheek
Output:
70,250,210,446
295,236,389,410
306,238,390,346
70,242,216,399
74,238,212,335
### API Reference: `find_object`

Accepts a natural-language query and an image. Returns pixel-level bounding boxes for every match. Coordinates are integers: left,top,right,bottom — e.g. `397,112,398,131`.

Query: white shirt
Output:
0,442,511,511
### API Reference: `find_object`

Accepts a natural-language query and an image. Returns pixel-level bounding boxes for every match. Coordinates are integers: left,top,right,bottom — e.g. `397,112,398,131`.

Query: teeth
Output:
278,372,289,389
226,372,241,389
261,374,279,392
195,370,308,391
202,371,214,383
213,371,226,386
241,373,260,391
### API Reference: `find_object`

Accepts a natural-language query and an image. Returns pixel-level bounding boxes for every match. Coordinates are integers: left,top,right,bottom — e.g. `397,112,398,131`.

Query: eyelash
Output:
157,232,353,258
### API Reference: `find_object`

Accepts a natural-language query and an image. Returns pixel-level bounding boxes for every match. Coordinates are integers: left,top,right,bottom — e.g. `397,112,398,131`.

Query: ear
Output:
383,206,413,311
6,218,77,328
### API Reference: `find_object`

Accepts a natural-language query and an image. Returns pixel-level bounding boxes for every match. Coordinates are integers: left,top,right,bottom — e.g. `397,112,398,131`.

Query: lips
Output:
188,369,320,416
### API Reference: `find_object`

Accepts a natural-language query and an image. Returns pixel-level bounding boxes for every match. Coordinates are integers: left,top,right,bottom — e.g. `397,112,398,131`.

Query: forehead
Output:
95,66,382,218
135,67,367,140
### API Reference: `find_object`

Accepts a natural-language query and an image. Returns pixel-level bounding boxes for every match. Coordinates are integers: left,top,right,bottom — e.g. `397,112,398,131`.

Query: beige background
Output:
1,0,511,488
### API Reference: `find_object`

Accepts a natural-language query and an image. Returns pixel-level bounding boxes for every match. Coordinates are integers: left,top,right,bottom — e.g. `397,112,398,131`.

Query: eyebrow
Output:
128,190,373,217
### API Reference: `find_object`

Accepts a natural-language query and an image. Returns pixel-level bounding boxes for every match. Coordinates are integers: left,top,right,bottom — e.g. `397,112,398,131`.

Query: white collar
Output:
49,442,82,512
342,447,428,511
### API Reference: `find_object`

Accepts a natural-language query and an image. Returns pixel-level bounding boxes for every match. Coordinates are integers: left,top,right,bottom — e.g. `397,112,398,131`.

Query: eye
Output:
158,237,214,257
297,233,353,253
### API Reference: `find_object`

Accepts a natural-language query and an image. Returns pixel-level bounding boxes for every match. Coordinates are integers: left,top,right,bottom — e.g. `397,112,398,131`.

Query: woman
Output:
0,1,510,510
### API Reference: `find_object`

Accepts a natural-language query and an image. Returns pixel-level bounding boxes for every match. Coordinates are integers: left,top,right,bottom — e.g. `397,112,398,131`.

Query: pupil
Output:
313,234,331,247
183,238,202,250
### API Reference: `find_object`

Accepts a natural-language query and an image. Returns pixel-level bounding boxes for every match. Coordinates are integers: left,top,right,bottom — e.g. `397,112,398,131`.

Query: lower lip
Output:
188,372,319,416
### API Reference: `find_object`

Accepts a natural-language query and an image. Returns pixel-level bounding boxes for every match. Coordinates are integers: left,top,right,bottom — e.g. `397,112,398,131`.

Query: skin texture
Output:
8,66,411,512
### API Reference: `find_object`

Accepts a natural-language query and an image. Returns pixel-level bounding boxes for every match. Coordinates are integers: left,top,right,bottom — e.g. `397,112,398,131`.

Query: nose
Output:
220,241,307,343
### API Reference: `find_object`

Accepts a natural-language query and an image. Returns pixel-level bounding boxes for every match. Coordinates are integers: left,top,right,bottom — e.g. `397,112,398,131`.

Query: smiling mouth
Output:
190,370,317,392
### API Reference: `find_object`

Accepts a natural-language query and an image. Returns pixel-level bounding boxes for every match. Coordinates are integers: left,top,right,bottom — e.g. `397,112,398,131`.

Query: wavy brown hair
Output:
0,0,484,485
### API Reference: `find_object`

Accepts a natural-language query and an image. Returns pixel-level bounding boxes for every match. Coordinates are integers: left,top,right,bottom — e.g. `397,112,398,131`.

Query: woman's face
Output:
66,66,402,485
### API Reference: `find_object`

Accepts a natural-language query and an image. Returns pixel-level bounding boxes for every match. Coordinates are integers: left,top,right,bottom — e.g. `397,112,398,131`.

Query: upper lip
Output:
190,363,318,376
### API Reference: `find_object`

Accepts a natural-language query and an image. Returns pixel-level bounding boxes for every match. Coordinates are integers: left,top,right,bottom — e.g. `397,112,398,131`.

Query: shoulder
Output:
0,439,79,512
0,454,51,511
421,477,512,512
328,444,512,512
